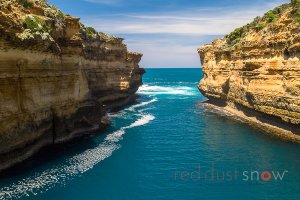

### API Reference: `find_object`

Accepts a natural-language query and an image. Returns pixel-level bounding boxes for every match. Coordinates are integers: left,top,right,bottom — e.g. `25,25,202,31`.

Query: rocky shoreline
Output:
199,99,300,143
198,0,300,142
0,1,144,171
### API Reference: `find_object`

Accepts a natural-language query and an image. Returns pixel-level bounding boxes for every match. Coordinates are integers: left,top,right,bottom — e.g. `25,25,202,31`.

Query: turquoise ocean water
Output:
0,68,300,200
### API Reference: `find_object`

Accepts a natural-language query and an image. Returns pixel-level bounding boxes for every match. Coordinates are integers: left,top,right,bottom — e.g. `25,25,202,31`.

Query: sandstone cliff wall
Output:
0,1,144,171
198,1,300,141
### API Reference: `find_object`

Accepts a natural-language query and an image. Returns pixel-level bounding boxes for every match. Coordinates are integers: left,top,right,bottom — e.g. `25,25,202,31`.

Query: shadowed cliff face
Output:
0,0,144,171
198,1,300,140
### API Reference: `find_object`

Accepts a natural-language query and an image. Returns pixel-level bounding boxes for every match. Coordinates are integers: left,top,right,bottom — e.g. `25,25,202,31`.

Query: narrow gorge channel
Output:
0,0,300,200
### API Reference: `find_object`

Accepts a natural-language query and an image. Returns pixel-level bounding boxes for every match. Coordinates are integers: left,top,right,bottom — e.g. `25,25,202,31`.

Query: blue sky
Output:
49,0,288,68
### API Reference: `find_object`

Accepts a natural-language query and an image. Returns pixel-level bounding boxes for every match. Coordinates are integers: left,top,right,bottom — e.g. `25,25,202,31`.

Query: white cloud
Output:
82,1,288,35
117,34,219,68
130,42,201,68
79,0,288,68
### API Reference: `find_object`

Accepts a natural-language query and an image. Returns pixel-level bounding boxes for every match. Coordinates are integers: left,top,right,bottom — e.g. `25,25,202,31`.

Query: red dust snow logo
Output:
173,163,288,182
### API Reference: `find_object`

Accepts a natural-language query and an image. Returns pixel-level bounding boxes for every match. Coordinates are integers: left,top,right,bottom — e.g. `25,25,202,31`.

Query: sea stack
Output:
0,0,144,171
198,0,300,142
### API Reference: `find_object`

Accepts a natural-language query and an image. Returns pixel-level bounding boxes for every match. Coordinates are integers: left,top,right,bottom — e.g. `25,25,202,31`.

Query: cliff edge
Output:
198,0,300,142
0,0,144,171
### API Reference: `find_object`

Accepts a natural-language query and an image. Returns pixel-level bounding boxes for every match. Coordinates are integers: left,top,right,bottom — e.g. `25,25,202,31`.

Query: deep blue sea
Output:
0,68,300,200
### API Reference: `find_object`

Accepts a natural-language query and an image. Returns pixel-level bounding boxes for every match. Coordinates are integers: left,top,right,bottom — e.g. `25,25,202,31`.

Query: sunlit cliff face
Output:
0,0,144,171
198,1,300,140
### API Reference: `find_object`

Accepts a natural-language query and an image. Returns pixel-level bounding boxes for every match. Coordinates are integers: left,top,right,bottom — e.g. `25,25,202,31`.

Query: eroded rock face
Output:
198,1,300,139
0,1,144,171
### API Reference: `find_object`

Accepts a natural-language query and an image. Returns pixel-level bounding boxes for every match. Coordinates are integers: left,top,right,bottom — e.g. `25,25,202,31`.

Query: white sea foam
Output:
107,98,157,119
126,98,158,111
138,85,197,96
0,143,119,200
138,108,152,113
105,129,126,143
105,114,155,143
126,114,155,128
0,112,155,200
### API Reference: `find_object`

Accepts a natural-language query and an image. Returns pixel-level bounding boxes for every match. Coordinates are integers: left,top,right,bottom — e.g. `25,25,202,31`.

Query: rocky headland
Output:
198,0,300,142
0,0,144,171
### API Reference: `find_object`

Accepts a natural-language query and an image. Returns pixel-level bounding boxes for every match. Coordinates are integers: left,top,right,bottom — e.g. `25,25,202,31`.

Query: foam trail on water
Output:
108,98,157,117
105,114,155,143
138,85,197,96
105,129,126,143
0,112,155,200
0,143,119,200
127,114,155,128
126,98,158,111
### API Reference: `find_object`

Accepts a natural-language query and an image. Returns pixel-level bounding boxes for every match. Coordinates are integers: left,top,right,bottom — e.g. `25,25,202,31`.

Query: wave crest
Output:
138,85,197,96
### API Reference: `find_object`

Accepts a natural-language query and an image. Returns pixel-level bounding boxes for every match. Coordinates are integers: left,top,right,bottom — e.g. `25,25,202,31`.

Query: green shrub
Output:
225,3,291,46
262,4,290,23
248,16,261,27
23,15,49,33
17,0,49,8
44,5,63,19
264,11,277,23
85,27,97,38
225,27,244,45
98,32,117,40
98,32,109,39
292,0,300,7
86,27,96,35
17,0,34,8
19,15,51,41
39,0,48,6
44,5,65,29
255,23,265,31
273,3,289,15
293,14,300,23
291,0,300,23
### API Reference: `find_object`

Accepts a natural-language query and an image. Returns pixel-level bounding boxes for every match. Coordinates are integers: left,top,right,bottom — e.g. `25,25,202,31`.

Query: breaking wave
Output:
138,85,197,96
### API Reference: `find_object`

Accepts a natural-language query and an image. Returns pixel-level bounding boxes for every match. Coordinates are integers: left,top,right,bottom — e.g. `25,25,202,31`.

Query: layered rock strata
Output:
0,0,144,171
198,0,300,142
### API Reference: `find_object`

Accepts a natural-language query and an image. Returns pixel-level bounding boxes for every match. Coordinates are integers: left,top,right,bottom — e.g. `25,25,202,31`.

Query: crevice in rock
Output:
51,108,57,145
284,48,291,60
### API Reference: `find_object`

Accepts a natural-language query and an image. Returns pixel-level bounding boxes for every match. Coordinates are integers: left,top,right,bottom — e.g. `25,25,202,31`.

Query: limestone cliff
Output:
198,0,300,142
0,0,144,171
